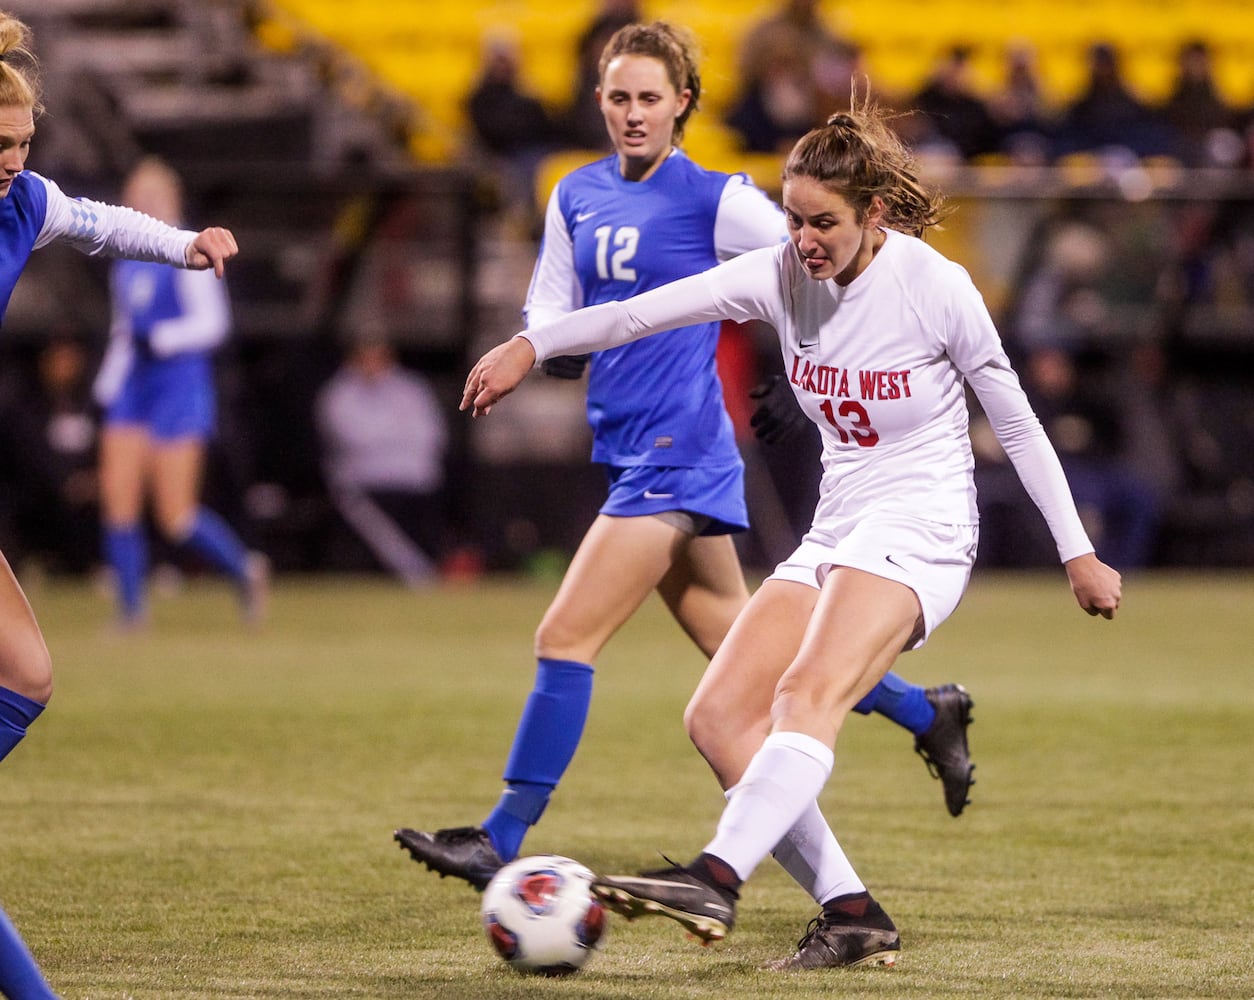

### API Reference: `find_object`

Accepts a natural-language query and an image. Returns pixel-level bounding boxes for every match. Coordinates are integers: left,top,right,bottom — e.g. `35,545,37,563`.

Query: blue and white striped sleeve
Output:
30,172,196,265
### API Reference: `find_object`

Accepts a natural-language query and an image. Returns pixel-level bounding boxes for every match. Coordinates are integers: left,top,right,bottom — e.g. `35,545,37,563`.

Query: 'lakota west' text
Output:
790,355,913,400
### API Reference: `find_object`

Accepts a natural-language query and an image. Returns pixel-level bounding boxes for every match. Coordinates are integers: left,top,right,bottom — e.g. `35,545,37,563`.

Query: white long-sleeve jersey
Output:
521,229,1094,563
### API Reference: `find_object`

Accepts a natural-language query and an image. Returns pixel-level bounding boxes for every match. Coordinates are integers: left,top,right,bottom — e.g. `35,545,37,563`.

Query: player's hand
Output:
461,337,537,416
1064,552,1122,619
749,374,808,444
185,227,239,278
541,353,590,379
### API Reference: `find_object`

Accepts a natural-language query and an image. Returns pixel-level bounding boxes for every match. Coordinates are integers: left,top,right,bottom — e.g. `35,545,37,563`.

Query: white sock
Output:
771,800,866,903
705,731,833,881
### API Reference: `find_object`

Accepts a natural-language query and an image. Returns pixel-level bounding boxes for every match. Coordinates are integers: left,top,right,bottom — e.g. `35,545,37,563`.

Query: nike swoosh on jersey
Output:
885,554,907,570
575,211,596,222
644,491,675,500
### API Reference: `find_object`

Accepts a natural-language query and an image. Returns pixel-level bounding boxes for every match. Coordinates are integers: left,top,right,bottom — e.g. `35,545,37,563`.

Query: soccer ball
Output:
480,854,607,976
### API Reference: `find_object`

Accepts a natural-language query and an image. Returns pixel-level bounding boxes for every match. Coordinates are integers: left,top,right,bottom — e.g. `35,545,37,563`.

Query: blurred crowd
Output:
463,0,1254,229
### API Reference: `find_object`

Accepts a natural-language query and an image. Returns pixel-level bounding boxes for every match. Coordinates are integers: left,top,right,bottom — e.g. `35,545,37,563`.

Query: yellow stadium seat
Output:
262,0,1254,167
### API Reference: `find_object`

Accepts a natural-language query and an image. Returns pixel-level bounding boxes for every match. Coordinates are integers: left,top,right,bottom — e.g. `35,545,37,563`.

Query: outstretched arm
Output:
462,247,781,417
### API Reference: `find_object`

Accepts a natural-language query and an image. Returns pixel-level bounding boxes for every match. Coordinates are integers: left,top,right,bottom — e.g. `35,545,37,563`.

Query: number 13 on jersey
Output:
819,398,880,447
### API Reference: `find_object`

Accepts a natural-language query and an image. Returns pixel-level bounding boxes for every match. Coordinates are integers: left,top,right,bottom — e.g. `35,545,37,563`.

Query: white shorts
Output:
766,512,979,649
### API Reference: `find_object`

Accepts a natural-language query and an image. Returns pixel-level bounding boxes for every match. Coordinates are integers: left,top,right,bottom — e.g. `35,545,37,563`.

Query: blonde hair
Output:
0,12,41,114
598,21,702,141
783,105,947,237
121,155,185,224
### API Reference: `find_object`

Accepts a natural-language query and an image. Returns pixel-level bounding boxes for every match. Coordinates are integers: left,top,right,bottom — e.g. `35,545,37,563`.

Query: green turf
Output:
1,571,1251,999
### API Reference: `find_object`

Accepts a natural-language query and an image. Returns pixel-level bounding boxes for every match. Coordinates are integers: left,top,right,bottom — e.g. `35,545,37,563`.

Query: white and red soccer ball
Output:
480,855,607,976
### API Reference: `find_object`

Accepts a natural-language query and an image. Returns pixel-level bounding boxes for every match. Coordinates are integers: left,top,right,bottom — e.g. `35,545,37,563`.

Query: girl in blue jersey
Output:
0,13,238,997
396,22,974,891
94,157,267,630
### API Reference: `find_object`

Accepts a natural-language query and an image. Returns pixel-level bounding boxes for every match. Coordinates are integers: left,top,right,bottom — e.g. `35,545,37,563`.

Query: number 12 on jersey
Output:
595,225,639,281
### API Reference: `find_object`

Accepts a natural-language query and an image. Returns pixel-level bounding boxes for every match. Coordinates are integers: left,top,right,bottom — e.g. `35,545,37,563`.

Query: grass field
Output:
1,570,1251,999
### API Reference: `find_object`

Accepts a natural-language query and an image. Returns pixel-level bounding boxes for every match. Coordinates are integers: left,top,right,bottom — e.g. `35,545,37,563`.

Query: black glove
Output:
749,374,808,444
541,354,590,379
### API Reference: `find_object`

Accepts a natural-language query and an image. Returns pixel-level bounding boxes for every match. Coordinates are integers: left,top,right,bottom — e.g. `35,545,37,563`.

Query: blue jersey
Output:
529,151,785,468
112,258,183,345
96,257,231,440
0,173,49,323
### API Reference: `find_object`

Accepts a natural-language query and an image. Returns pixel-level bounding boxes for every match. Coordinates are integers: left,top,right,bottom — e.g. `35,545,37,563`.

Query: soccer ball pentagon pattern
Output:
480,855,607,976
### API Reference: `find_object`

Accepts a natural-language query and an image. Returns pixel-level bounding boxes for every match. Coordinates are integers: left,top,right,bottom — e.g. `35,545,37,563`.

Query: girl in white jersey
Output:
462,105,1123,969
396,23,977,901
0,13,237,997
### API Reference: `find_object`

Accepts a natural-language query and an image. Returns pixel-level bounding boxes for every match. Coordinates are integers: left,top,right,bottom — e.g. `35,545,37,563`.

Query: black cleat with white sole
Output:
592,863,737,943
765,893,900,971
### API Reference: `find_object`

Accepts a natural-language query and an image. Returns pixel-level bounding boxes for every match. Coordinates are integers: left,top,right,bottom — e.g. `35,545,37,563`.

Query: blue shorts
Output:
600,461,748,536
104,353,216,442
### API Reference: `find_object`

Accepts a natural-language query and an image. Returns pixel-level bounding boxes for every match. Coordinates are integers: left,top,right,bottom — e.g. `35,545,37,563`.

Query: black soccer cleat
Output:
914,683,976,817
765,895,900,971
592,863,736,944
393,825,504,891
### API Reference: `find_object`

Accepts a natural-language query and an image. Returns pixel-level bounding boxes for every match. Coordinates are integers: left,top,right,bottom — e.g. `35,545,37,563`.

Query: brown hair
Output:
783,105,947,236
598,21,701,141
0,12,41,114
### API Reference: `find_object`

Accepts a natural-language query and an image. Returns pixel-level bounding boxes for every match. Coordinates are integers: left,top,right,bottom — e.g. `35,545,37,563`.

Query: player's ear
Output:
864,195,887,229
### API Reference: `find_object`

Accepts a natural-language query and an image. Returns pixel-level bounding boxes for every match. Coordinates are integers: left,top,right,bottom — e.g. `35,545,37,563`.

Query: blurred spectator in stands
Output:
466,31,559,232
314,328,450,586
1159,39,1243,167
725,0,861,153
1054,42,1173,160
987,43,1055,165
1020,346,1165,570
560,0,641,149
900,44,1000,161
981,206,1180,570
0,331,100,577
1009,214,1116,355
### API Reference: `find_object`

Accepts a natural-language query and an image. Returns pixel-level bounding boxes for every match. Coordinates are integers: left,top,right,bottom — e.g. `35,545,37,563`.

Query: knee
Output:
4,641,53,705
533,613,595,662
156,510,195,543
684,686,737,759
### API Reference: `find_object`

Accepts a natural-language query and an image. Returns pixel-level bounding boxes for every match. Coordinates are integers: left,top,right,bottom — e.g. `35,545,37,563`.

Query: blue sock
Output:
0,686,45,764
104,523,148,622
179,508,248,583
852,672,936,735
482,658,594,861
0,905,58,1000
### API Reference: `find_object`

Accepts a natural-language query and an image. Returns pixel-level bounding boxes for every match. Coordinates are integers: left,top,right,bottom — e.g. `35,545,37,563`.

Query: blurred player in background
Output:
461,104,1121,970
0,12,238,996
395,21,975,896
93,156,267,630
